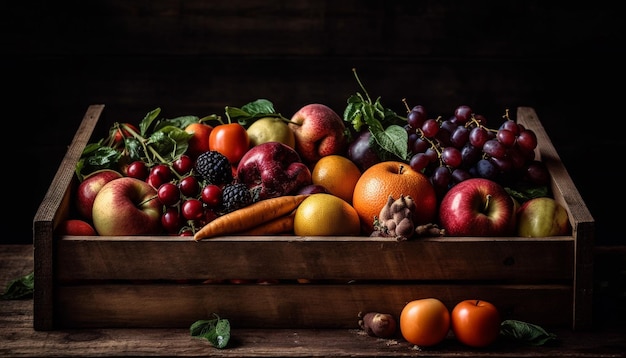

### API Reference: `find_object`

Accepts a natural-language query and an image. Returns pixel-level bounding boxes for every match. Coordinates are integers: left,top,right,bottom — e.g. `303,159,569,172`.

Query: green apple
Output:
247,117,295,149
516,197,570,237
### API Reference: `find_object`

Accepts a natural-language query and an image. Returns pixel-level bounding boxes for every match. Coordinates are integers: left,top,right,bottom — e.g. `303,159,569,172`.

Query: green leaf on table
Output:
190,314,231,349
500,319,558,346
1,272,34,300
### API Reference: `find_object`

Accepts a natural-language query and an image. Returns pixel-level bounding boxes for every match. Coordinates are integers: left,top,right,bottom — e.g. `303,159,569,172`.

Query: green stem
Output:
352,68,372,104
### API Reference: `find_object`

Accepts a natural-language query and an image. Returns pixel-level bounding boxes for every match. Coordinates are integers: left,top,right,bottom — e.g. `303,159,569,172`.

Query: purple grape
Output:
475,158,498,180
441,146,462,168
454,105,472,124
469,126,489,148
421,119,439,138
409,152,430,172
450,125,470,148
407,107,427,129
482,139,507,159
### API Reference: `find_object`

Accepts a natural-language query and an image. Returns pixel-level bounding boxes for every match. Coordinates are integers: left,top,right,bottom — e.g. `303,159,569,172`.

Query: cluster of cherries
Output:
125,154,222,235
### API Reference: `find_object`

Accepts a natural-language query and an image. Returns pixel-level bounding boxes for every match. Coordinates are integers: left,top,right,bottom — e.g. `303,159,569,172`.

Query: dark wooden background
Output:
2,3,623,242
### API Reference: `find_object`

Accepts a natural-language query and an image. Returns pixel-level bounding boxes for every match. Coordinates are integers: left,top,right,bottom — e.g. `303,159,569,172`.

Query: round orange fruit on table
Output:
294,193,361,236
352,161,437,235
311,155,361,203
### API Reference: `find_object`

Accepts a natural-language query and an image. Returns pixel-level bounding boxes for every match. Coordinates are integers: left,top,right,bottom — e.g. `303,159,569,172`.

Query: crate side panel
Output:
33,104,105,331
56,237,574,281
55,283,572,329
516,107,594,330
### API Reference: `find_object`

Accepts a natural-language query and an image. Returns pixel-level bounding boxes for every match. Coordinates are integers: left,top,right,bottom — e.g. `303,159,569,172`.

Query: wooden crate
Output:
33,105,594,331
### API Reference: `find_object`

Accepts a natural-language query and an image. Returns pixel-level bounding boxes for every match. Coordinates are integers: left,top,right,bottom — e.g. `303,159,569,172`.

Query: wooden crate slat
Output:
55,283,573,329
56,236,574,281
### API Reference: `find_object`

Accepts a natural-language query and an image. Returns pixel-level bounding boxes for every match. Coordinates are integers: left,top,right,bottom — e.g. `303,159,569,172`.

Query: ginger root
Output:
372,194,446,240
372,194,416,240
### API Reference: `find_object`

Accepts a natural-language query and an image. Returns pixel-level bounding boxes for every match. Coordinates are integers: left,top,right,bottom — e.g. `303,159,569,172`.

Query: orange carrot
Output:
194,194,308,241
235,210,296,236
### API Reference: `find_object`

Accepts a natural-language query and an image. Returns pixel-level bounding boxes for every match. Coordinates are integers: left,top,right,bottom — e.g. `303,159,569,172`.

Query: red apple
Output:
75,169,123,220
288,103,347,165
92,177,163,236
451,299,501,348
438,178,516,236
56,219,97,236
236,141,312,200
516,197,570,237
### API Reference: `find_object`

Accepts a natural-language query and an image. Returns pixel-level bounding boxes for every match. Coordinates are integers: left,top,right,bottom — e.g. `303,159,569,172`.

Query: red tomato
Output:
209,123,250,164
399,298,450,347
451,299,501,348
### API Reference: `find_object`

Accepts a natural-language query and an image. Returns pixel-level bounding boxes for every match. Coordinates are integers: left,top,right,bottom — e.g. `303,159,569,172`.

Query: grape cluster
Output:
405,104,549,198
126,154,225,236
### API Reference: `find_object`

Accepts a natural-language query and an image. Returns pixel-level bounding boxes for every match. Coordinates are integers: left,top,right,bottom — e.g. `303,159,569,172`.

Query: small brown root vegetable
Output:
358,312,397,338
414,223,446,238
373,194,416,240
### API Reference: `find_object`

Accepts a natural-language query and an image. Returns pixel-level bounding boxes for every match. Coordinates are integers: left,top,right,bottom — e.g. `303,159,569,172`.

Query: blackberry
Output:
221,183,253,213
195,150,233,185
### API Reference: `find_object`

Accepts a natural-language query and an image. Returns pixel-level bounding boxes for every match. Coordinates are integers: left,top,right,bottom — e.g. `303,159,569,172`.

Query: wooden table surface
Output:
1,244,624,357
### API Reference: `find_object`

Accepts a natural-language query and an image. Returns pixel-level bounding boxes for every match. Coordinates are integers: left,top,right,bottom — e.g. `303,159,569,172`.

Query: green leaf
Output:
153,115,201,132
1,272,34,300
190,314,231,349
82,146,122,173
241,99,276,115
139,108,162,136
371,125,409,161
500,319,558,346
505,184,550,204
342,69,409,161
225,99,285,127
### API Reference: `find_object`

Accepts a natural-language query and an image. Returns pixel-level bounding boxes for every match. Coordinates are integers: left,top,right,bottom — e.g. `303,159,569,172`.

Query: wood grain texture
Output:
3,245,625,357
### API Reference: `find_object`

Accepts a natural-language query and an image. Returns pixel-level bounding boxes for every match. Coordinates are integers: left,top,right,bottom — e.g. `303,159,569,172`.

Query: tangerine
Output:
311,155,361,203
352,161,437,234
294,193,361,236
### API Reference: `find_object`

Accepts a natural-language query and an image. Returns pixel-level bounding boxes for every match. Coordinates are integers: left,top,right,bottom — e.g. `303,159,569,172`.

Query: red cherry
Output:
201,184,223,207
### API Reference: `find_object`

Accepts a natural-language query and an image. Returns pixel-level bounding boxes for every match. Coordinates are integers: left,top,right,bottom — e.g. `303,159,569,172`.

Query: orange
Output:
352,161,437,235
311,155,361,203
294,193,361,236
184,123,213,159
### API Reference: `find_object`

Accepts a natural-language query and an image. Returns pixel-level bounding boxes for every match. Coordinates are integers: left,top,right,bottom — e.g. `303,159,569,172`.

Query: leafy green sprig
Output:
343,68,409,161
190,314,231,349
76,100,293,181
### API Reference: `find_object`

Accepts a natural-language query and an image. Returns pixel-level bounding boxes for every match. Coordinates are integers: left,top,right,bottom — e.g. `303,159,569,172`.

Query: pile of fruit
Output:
62,70,570,240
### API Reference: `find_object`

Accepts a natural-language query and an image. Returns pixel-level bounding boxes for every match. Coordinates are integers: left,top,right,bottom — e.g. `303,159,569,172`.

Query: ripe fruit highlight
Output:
293,193,361,236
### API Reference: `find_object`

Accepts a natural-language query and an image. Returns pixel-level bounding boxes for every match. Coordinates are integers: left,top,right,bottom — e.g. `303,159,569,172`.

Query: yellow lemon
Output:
294,193,361,236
